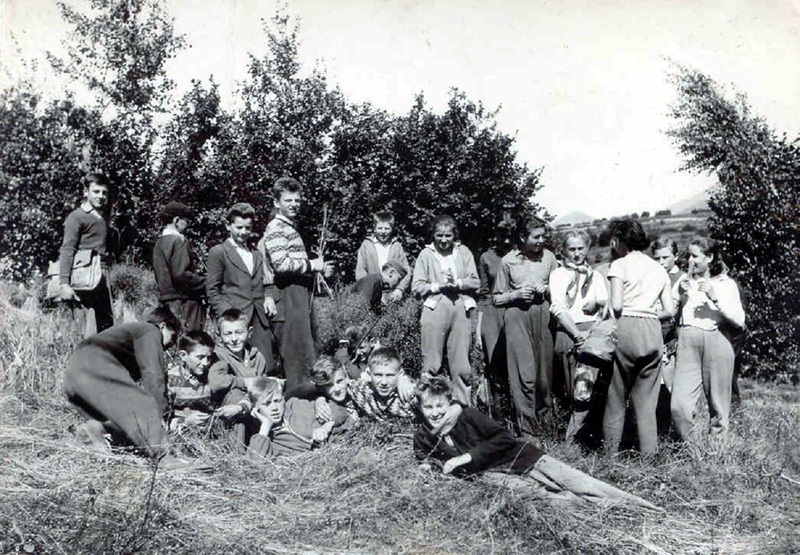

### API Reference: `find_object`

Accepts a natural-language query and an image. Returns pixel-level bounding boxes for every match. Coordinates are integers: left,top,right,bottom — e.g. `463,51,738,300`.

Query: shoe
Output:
76,420,111,451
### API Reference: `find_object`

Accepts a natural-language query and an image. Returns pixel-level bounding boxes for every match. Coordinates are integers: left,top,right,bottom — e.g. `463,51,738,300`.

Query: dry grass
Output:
1,282,798,554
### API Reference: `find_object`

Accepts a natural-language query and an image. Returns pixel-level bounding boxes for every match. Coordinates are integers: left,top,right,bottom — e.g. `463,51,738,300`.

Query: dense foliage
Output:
667,65,800,382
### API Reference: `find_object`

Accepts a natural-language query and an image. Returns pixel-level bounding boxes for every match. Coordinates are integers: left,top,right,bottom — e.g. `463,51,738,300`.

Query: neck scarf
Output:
563,259,593,308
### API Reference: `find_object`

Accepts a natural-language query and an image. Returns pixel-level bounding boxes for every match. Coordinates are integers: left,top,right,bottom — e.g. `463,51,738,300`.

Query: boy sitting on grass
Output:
414,376,661,510
167,330,215,432
247,377,337,460
208,308,268,450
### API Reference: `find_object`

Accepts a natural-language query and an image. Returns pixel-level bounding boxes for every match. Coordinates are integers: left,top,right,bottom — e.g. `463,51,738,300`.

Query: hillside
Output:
666,188,711,214
552,211,594,226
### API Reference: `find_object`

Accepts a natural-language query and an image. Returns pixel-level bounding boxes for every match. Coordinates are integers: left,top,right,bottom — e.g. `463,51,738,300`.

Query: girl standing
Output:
603,220,675,456
671,238,745,441
412,215,479,405
549,229,608,440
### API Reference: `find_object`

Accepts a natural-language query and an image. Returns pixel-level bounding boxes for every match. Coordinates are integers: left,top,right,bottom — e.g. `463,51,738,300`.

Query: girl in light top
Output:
412,215,480,406
603,219,675,456
670,238,745,441
651,236,687,437
549,229,608,440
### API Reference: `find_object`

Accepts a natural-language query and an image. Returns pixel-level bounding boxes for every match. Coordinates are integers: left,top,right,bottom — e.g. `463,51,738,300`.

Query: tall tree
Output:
667,64,800,381
48,0,186,262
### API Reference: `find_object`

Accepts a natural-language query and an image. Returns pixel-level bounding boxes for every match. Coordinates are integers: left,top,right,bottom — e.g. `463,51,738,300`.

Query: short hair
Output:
430,215,459,240
310,356,344,387
143,305,182,336
560,229,591,250
83,172,110,189
272,177,303,200
159,201,192,225
689,237,724,276
373,210,395,227
342,323,371,355
227,203,255,223
415,375,453,404
651,236,679,256
217,308,248,330
248,376,284,406
607,218,649,251
368,346,401,369
178,330,215,353
521,215,548,237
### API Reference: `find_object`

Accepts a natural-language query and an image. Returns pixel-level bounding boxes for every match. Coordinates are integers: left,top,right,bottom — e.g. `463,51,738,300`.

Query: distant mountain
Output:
666,189,711,214
552,211,594,226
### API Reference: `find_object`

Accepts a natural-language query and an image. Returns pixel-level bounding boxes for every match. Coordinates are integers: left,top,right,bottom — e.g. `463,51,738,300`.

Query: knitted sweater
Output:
412,243,479,309
59,204,109,284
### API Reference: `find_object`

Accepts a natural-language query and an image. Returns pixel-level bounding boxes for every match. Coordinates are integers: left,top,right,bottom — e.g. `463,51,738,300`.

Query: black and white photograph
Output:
0,0,798,553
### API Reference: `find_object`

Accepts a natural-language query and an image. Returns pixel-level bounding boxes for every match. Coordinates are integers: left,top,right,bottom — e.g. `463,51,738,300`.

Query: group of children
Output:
61,172,744,506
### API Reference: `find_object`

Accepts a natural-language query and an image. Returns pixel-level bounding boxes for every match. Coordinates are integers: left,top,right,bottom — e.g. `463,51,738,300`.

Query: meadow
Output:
0,268,798,555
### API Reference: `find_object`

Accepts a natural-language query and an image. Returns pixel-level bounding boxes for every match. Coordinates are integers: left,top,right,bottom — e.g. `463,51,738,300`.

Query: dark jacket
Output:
153,233,205,302
414,407,544,477
205,240,267,326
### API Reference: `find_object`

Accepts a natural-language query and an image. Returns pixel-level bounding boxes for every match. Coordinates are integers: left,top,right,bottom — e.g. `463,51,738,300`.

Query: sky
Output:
2,0,800,219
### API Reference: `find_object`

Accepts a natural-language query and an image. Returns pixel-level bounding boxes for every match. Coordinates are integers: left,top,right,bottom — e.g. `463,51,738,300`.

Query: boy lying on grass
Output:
246,377,345,461
414,376,661,511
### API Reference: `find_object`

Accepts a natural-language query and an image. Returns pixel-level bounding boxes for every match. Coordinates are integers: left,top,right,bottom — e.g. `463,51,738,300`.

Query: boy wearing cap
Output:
350,261,406,312
153,201,206,331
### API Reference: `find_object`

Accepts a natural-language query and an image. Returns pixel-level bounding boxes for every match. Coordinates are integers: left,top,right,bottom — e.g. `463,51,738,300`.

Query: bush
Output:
668,65,800,382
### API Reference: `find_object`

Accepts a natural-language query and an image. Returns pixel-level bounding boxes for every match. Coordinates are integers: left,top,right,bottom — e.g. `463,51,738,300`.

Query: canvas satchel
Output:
577,308,618,366
45,249,102,300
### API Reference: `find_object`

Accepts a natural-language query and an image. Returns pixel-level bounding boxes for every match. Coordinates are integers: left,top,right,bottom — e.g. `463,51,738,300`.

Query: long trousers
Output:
420,296,472,406
164,298,206,333
483,455,660,511
274,283,317,392
75,273,114,338
603,316,662,456
554,321,594,441
479,304,509,416
504,302,554,436
671,327,734,440
64,346,167,458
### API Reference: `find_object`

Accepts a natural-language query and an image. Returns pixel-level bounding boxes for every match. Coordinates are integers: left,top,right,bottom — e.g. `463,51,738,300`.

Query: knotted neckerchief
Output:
563,259,593,308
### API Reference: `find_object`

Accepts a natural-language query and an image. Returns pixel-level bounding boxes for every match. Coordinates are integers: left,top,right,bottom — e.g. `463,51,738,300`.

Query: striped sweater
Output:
261,214,314,287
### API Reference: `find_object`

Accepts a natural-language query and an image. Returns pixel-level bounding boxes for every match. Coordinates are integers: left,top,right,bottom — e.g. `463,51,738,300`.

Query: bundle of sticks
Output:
314,203,334,299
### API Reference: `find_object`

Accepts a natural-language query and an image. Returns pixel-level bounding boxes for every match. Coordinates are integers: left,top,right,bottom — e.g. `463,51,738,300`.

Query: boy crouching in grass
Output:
414,377,661,511
208,308,268,451
167,330,216,432
247,377,337,460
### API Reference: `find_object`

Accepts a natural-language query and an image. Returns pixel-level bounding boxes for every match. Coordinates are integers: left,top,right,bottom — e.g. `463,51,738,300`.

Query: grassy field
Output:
1,281,798,554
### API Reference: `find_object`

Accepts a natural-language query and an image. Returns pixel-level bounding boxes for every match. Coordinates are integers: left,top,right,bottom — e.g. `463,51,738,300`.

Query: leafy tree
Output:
48,0,186,263
667,64,800,382
0,85,93,279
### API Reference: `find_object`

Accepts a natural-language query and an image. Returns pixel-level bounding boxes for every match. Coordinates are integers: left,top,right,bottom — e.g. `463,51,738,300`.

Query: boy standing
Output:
261,177,333,390
355,211,412,302
153,202,206,332
58,172,116,338
206,203,275,367
208,309,269,450
167,330,216,432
